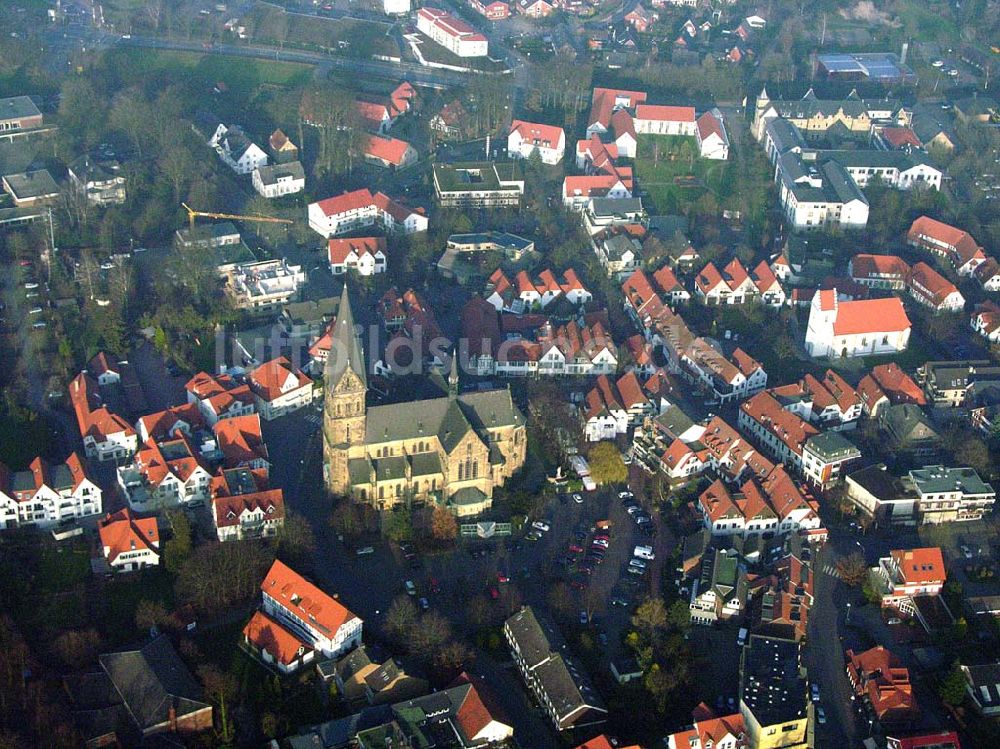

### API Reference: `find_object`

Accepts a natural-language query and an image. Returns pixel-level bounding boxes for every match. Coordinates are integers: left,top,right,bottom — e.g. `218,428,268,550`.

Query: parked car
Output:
627,565,646,576
628,559,647,570
572,493,583,504
593,538,609,549
404,580,416,596
811,683,820,702
816,707,826,724
488,586,499,600
418,597,429,611
634,545,655,560
618,491,633,499
429,578,441,594
568,544,584,554
531,521,550,532
497,571,509,584
578,610,589,625
356,546,375,555
737,627,748,647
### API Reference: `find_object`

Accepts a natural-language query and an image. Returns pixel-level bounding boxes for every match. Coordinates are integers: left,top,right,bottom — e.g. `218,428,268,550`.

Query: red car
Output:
568,544,584,554
497,572,510,584
570,579,587,590
429,578,441,594
488,586,500,600
593,534,610,542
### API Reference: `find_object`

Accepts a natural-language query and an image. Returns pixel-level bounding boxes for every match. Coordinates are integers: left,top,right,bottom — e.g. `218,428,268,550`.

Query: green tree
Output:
589,442,627,485
382,507,413,543
430,506,458,542
163,510,192,573
938,660,968,706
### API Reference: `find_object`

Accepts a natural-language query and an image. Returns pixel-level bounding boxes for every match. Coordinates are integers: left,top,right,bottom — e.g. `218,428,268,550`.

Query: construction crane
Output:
181,202,294,232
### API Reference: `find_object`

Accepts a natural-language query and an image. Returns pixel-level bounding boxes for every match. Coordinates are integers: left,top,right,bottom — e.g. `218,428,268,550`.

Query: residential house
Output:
857,363,926,417
67,637,212,742
333,645,428,704
430,99,469,140
516,0,554,16
308,189,428,237
504,607,607,731
971,302,1000,342
757,553,814,640
563,174,633,210
907,465,995,523
774,151,870,231
804,289,911,358
213,483,285,542
973,258,1000,291
689,548,747,625
269,128,299,163
652,265,691,305
98,508,160,572
849,254,911,290
597,232,642,277
252,161,305,198
907,216,986,275
584,198,644,237
879,403,941,460
769,369,862,430
907,262,965,312
0,453,102,529
185,371,256,425
508,120,566,165
695,109,729,161
117,432,214,512
962,663,1000,717
69,372,138,462
622,2,656,32
363,135,418,170
739,391,860,486
694,259,757,305
249,357,314,420
175,221,241,249
665,707,747,749
470,0,510,21
846,646,918,726
918,359,1000,408
213,125,268,175
873,547,946,615
583,372,653,441
328,237,387,276
259,559,363,658
751,260,785,307
433,161,525,207
416,7,489,57
214,414,270,473
220,258,306,313
67,156,126,205
243,609,315,674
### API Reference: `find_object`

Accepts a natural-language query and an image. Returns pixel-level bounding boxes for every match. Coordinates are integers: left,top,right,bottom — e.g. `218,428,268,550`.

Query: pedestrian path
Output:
821,563,841,579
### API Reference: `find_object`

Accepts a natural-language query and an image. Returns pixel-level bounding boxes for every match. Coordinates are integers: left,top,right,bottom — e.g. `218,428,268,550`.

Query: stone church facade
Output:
323,285,527,516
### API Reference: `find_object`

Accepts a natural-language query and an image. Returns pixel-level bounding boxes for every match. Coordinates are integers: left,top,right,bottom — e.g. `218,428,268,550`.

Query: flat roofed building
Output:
433,161,525,207
2,169,60,207
220,258,305,313
739,628,808,749
0,96,42,132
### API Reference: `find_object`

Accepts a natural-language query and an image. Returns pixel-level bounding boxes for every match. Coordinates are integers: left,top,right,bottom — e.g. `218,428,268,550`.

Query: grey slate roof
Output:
740,631,806,727
98,636,210,733
326,283,368,389
0,95,41,122
255,160,304,185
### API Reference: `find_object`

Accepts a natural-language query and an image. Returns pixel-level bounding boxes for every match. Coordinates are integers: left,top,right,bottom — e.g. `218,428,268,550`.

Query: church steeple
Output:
326,281,367,389
448,352,459,398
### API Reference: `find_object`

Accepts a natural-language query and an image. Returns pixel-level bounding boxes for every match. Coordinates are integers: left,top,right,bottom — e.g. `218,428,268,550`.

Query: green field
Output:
634,135,728,214
247,5,398,59
106,48,314,94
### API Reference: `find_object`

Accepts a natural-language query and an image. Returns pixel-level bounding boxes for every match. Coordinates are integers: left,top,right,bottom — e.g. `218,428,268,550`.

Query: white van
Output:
737,627,748,647
633,545,655,560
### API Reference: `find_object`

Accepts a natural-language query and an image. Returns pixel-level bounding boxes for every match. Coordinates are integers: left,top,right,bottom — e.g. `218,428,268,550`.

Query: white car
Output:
628,559,647,570
618,491,633,499
633,545,655,560
531,521,550,532
932,59,944,67
816,707,826,724
572,493,583,504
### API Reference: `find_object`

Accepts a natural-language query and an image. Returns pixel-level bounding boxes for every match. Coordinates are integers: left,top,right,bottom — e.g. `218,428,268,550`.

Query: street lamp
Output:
845,601,851,625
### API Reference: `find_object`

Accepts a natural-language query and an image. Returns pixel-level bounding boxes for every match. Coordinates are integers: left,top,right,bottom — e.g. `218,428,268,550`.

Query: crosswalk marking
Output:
822,564,841,579
304,413,322,425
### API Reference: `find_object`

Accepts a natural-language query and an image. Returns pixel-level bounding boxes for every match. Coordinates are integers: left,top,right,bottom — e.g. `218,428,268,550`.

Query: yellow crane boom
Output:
181,202,295,231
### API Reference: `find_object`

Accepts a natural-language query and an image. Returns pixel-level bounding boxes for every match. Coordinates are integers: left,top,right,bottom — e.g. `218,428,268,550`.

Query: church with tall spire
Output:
323,283,527,515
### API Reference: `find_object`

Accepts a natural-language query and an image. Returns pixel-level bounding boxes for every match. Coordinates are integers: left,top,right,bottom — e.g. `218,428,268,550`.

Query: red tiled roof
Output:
563,174,629,198
871,363,926,406
851,253,911,279
832,298,911,336
589,87,647,129
214,489,284,529
751,259,779,293
697,110,725,141
328,236,386,264
249,357,312,403
69,372,136,444
364,135,413,166
243,610,311,666
891,547,945,585
846,646,916,721
909,261,960,307
635,104,695,123
99,508,159,563
510,119,564,148
261,559,359,636
741,392,818,456
313,188,376,217
137,402,205,441
214,414,268,467
652,265,682,294
881,126,922,149
888,732,960,749
907,216,985,266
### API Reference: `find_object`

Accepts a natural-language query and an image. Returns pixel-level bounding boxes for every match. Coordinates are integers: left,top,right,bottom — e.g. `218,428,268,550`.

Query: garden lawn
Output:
634,135,728,214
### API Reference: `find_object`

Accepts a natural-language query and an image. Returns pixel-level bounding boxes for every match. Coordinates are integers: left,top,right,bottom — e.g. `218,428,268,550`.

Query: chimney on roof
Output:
169,704,178,732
